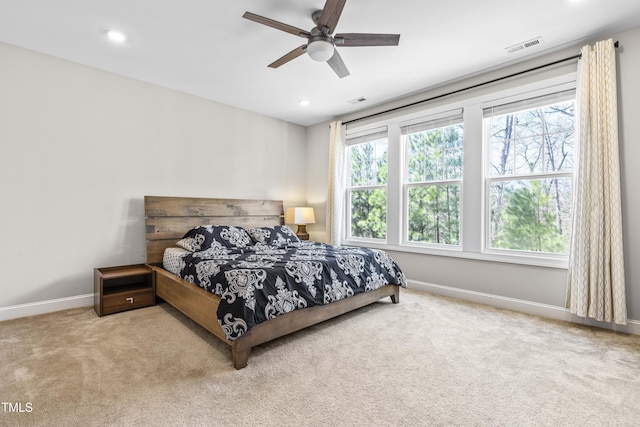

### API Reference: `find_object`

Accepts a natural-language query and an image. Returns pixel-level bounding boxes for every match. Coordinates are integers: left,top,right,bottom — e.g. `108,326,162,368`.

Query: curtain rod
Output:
343,41,619,126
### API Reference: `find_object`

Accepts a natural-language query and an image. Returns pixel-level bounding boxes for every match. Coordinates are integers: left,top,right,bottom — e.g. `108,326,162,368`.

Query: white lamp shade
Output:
307,39,334,62
285,207,316,225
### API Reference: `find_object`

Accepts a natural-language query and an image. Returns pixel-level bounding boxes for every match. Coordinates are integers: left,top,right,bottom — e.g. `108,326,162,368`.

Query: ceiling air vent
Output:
348,96,367,105
505,36,543,54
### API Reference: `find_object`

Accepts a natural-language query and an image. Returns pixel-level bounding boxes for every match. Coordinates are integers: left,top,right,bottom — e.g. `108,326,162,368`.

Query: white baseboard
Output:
408,280,640,336
0,294,94,322
3,285,639,336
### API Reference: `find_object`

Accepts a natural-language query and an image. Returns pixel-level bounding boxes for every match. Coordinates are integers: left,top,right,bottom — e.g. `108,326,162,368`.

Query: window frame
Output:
340,73,577,269
401,110,465,249
482,89,576,259
344,127,389,243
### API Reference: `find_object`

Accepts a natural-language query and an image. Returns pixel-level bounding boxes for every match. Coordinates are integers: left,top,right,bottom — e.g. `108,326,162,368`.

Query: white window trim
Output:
401,110,464,248
341,73,576,269
344,127,389,243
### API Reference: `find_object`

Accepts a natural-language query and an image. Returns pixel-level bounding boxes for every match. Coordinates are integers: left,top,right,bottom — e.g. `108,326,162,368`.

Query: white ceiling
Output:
1,0,639,127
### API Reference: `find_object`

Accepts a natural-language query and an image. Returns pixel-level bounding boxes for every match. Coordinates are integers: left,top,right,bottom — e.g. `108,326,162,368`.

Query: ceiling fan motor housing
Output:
311,9,324,25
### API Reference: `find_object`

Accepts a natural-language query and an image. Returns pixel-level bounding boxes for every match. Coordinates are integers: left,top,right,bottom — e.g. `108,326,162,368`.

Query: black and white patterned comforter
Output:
174,241,407,341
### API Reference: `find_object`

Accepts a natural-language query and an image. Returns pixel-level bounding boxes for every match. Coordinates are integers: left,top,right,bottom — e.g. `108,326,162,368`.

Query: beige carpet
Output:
2,288,640,426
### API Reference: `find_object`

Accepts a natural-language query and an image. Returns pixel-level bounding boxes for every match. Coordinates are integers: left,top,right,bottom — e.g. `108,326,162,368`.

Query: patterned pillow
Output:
248,225,301,246
176,237,199,252
180,225,253,251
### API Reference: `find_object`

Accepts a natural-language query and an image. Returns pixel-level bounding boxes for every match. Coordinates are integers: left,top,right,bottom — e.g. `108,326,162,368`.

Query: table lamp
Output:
285,207,315,240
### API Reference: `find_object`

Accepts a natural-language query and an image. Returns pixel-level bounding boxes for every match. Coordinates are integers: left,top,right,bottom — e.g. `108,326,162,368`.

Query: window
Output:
341,74,576,267
484,91,575,255
346,128,388,240
402,111,464,246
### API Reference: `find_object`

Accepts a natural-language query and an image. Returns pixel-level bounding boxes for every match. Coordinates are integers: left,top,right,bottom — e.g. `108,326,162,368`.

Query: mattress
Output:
163,241,407,341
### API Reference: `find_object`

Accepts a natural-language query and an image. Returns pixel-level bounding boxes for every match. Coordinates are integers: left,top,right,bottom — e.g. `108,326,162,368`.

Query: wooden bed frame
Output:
144,195,400,369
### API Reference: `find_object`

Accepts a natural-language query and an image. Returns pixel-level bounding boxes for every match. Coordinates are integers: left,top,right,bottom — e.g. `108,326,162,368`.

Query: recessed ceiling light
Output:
299,99,310,107
105,29,127,43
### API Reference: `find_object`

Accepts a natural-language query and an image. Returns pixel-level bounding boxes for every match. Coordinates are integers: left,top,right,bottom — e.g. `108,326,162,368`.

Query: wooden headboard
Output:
144,196,284,264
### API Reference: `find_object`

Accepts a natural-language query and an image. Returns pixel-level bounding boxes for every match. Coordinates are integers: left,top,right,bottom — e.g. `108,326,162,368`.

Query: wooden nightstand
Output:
94,264,155,316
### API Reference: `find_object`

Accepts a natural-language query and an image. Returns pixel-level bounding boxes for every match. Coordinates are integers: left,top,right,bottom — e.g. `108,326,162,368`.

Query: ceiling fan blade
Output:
334,33,401,47
268,45,308,68
327,50,350,78
243,12,310,38
317,0,346,34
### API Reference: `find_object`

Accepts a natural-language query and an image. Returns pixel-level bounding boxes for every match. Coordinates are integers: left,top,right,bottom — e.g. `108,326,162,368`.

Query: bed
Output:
144,195,406,369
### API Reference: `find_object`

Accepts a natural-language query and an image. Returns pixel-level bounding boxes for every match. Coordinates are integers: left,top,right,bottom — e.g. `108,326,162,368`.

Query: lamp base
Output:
296,224,309,240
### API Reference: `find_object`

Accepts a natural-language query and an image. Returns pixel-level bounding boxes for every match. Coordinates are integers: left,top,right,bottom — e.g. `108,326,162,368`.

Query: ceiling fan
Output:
242,0,400,78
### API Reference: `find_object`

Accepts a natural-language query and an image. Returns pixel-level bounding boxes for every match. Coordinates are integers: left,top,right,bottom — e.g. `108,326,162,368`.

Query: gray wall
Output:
2,24,639,323
0,41,307,308
306,25,640,321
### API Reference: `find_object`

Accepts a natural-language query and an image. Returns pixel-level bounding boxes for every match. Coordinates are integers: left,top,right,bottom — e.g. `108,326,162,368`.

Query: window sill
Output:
341,239,568,269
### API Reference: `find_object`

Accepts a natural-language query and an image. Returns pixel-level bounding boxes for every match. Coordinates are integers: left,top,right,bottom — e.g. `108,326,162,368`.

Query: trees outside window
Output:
347,136,388,239
486,97,575,254
342,79,575,266
404,121,463,245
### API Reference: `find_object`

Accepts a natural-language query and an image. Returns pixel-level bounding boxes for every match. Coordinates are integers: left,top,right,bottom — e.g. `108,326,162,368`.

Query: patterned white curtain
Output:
326,120,345,245
566,39,626,324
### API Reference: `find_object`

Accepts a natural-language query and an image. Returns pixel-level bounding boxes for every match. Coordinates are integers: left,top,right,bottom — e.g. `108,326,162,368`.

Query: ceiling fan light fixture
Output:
307,37,334,62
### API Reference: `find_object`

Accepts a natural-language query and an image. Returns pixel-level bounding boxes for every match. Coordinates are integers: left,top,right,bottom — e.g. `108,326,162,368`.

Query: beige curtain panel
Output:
566,38,626,324
326,120,345,246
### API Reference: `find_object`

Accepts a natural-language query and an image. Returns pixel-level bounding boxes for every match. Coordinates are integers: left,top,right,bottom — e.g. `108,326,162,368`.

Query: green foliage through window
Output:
490,179,572,253
348,138,388,239
405,123,463,245
350,189,387,239
487,99,574,254
342,88,575,260
408,185,460,244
